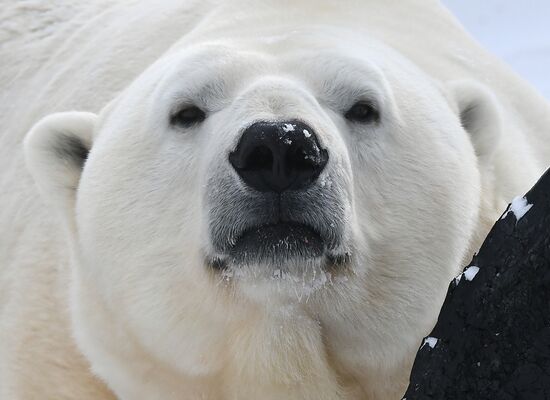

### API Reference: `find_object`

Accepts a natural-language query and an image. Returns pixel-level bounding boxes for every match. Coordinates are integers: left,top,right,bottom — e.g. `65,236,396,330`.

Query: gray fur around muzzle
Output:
206,120,352,271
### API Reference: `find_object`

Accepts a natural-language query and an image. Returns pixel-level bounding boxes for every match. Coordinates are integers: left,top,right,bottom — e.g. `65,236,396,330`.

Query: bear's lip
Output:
206,220,352,272
227,222,325,265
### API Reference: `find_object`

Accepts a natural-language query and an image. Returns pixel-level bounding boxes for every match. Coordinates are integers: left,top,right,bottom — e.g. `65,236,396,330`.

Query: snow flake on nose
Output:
303,129,311,138
282,123,295,132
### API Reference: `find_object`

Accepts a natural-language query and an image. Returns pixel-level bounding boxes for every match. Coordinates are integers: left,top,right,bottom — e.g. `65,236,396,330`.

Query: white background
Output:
442,0,550,100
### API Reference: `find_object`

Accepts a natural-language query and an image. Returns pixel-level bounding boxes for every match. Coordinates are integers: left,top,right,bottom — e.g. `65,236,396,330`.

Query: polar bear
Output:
1,1,549,399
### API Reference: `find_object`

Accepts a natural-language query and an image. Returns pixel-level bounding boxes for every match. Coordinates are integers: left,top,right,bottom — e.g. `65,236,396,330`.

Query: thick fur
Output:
2,1,550,399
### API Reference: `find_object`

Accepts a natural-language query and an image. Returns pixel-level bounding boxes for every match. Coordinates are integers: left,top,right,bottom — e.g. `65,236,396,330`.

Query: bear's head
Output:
24,30,502,383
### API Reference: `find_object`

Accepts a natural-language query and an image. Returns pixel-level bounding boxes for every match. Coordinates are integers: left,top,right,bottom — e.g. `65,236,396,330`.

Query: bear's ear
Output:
24,112,97,226
448,80,502,162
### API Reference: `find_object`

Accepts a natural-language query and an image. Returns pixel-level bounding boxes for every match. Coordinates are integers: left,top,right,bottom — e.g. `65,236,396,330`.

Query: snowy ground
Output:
442,0,550,100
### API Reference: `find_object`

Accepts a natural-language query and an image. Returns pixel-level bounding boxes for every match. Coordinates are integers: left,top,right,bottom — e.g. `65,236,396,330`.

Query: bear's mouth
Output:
207,221,352,272
228,222,325,265
205,167,351,273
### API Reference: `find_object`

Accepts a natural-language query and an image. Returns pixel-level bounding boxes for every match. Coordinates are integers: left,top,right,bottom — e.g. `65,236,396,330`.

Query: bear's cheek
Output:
72,135,241,375
75,135,208,301
348,121,480,282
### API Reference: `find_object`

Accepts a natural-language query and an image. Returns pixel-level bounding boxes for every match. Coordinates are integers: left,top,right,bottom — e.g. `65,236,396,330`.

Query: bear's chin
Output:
213,257,351,302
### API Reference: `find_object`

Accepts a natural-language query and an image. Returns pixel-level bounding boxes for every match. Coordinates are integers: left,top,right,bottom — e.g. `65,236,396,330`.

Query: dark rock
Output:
403,169,550,400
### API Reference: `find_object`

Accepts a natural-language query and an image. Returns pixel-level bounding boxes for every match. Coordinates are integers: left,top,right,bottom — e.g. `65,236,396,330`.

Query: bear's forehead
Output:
154,41,393,98
167,27,396,70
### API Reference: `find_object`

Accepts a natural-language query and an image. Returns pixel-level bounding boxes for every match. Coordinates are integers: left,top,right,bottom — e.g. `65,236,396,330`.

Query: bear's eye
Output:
345,101,380,124
171,105,206,127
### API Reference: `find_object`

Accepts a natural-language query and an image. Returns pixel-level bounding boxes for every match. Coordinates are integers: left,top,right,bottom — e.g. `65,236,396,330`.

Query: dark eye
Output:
345,101,380,124
171,105,206,127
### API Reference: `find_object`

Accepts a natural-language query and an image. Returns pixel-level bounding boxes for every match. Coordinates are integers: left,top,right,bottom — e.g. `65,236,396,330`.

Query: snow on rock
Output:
501,196,533,221
509,196,533,220
404,168,550,400
454,273,462,285
422,336,439,349
463,266,479,281
453,265,479,285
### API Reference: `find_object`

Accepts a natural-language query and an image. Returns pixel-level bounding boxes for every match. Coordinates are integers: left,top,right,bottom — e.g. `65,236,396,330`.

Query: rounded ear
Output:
447,80,502,162
24,112,97,226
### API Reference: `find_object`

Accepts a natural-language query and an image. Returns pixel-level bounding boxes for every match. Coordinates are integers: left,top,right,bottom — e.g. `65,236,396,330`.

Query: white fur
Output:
2,1,550,399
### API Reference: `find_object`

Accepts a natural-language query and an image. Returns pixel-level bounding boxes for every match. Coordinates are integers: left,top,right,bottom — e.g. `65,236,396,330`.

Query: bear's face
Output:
27,31,484,377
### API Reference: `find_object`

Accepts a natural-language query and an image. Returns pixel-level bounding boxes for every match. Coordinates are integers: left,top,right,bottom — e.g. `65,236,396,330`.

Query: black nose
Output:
229,120,329,193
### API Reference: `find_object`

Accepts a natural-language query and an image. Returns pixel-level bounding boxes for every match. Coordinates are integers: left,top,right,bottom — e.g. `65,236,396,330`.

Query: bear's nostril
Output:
287,145,316,170
244,145,273,171
229,120,328,193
